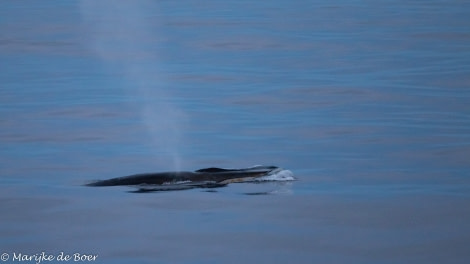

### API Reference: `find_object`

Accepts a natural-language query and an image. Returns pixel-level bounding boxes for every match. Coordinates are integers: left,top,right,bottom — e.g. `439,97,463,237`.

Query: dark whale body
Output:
85,165,283,191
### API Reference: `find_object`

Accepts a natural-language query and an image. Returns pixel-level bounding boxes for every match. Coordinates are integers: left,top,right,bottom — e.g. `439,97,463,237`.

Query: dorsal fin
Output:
195,167,232,173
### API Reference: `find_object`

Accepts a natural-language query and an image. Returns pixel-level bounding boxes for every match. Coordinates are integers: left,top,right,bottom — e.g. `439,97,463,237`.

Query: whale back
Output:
195,166,278,173
195,167,229,173
85,166,281,187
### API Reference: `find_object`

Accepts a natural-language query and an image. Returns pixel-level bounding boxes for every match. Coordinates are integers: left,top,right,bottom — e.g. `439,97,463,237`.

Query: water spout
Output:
79,0,185,170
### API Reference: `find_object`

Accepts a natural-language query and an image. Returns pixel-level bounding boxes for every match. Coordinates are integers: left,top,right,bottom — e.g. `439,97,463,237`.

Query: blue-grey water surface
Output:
1,1,470,263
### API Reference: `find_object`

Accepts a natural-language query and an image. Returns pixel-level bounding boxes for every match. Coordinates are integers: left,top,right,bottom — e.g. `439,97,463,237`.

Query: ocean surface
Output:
1,1,470,263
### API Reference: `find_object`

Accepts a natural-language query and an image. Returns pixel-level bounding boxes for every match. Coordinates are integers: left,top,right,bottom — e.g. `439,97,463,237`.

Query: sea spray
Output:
79,0,186,170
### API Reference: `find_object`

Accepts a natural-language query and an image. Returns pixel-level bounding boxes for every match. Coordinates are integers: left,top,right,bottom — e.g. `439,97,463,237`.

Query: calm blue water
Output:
1,1,470,263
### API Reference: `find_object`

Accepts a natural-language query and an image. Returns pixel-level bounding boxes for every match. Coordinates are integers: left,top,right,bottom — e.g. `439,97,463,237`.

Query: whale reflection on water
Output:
85,165,295,192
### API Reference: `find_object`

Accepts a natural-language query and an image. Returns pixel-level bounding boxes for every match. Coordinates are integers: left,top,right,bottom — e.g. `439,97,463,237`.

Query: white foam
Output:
162,180,192,185
255,169,295,182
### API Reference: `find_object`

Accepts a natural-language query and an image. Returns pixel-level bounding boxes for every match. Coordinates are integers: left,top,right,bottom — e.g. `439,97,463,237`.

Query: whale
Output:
85,165,291,192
